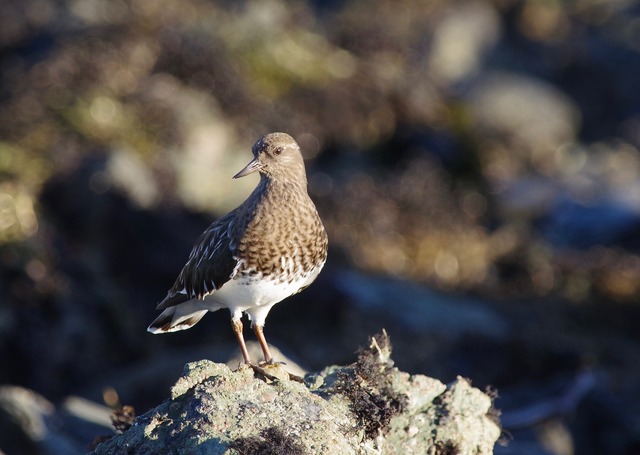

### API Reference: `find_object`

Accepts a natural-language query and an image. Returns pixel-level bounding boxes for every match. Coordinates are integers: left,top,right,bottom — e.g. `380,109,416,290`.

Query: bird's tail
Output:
147,302,209,334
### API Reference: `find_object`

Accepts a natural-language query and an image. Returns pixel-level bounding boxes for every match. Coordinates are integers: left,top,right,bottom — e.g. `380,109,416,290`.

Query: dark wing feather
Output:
156,211,242,310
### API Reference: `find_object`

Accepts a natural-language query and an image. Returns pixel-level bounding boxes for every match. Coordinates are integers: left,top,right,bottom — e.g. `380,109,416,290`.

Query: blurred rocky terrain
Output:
1,0,640,453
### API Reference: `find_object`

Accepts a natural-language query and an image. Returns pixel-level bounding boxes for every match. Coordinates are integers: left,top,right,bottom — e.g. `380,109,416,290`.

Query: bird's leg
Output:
253,324,273,364
253,323,303,382
232,317,278,380
231,317,252,364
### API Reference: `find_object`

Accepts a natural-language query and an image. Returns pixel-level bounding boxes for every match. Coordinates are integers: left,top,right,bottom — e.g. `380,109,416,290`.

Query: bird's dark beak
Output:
233,157,261,179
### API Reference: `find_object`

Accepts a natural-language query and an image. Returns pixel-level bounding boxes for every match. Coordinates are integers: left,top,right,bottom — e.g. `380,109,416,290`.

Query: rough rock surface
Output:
91,335,501,454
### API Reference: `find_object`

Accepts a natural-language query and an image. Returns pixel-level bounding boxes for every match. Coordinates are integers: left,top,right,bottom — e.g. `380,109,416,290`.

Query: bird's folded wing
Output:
156,214,240,310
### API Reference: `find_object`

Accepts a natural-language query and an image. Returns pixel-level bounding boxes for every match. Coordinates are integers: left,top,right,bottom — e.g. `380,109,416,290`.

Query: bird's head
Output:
233,132,306,183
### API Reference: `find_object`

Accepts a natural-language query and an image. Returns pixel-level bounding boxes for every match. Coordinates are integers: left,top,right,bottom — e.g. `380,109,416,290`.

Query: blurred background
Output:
1,0,640,453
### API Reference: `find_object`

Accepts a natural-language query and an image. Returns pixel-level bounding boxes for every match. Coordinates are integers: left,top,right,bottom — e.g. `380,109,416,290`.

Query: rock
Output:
335,269,509,340
467,72,580,159
0,386,92,455
91,333,501,454
543,197,640,250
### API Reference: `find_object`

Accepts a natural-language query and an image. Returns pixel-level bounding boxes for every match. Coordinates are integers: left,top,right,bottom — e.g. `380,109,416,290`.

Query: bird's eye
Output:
273,147,283,156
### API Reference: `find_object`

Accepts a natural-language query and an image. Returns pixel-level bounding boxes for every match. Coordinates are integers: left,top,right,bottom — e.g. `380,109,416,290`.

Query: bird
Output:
147,132,328,369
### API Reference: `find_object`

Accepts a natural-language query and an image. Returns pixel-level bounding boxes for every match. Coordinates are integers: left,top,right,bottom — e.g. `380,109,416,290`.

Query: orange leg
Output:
253,324,273,364
231,318,252,364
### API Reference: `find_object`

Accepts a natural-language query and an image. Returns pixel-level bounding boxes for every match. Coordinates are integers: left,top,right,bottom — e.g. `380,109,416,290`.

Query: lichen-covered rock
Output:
92,334,501,454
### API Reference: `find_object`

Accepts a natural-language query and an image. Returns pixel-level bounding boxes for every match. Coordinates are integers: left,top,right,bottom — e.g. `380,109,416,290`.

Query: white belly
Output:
150,262,326,334
197,264,323,325
203,276,297,309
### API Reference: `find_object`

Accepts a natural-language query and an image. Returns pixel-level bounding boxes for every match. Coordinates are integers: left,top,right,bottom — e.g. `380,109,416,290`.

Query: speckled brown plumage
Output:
148,132,328,366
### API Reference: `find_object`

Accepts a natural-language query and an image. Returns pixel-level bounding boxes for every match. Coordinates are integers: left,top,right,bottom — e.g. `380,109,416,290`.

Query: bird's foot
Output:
259,360,304,382
240,360,302,382
249,362,283,381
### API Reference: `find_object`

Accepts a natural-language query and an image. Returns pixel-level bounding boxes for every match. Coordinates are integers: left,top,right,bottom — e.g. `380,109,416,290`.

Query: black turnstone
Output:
148,132,328,368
